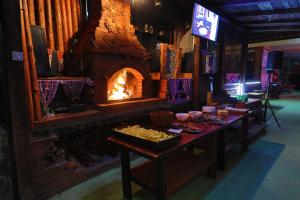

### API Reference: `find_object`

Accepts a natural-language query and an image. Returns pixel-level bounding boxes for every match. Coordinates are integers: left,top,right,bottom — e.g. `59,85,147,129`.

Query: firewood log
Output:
54,0,64,52
22,0,42,120
37,0,46,31
71,0,78,33
76,0,82,29
28,0,36,25
60,0,69,50
66,0,73,38
46,0,55,49
20,0,35,127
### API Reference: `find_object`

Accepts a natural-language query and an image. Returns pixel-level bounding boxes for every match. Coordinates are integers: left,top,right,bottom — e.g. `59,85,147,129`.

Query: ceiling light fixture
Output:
155,0,162,7
268,16,272,22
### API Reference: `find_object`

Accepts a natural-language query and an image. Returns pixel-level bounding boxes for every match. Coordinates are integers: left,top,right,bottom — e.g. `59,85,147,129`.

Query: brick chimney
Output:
89,0,148,59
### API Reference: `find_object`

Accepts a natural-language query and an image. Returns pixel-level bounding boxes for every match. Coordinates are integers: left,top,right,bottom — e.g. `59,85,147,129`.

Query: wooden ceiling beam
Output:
247,22,300,27
195,0,249,32
232,8,300,17
242,19,300,24
224,0,282,7
251,29,300,32
249,32,300,42
251,25,300,30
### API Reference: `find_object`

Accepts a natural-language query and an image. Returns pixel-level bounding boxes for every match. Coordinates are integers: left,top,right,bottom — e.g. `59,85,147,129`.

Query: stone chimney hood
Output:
88,0,149,59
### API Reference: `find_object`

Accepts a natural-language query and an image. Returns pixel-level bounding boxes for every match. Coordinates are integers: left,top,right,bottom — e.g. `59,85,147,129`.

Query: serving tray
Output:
111,125,181,150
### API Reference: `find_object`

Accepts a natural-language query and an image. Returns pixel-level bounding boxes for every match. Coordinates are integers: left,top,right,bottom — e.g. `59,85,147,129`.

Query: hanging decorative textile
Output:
166,48,178,78
60,79,86,102
38,80,60,107
181,79,192,100
179,29,194,54
261,48,269,90
160,43,182,79
168,79,180,101
226,73,240,84
38,78,94,105
165,48,172,76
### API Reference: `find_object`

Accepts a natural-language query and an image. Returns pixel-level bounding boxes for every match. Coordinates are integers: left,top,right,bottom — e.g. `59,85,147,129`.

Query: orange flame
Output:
108,69,132,101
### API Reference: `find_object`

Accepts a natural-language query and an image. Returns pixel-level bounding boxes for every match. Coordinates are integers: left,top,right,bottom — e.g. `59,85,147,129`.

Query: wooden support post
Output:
54,0,64,52
23,0,42,120
46,0,55,49
71,0,79,33
254,47,264,81
207,134,217,179
241,116,249,152
37,0,46,32
28,0,36,25
120,149,132,200
60,0,69,50
241,34,249,83
193,37,200,110
20,0,35,128
217,129,226,171
66,0,73,38
154,160,167,200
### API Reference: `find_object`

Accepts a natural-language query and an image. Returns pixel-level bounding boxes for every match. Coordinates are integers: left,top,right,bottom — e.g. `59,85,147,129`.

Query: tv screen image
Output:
192,3,219,41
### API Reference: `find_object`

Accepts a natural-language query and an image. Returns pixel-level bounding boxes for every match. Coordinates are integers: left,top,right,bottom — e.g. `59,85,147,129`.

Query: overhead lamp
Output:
131,0,145,5
155,0,162,7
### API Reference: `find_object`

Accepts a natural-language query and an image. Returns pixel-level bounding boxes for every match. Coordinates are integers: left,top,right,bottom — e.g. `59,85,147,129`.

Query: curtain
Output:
38,80,59,107
182,79,192,99
168,79,180,101
60,80,86,101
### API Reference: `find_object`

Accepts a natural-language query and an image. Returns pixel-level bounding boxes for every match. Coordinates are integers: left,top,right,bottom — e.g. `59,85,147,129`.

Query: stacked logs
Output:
19,0,83,125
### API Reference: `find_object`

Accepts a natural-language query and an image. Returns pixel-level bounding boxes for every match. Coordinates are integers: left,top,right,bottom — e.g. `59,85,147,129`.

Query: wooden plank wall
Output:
19,0,84,123
0,0,34,199
27,0,83,53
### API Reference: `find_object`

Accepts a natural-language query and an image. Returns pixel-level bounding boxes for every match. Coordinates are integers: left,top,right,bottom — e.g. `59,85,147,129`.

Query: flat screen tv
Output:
192,3,219,41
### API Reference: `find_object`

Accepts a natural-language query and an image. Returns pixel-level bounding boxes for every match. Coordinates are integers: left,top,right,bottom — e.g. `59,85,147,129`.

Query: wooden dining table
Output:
107,113,249,200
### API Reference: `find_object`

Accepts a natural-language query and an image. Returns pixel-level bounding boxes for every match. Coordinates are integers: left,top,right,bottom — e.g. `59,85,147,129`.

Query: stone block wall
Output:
91,0,148,58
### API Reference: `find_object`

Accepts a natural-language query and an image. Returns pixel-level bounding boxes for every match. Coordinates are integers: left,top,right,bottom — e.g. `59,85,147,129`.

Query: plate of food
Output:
184,126,202,133
172,122,202,134
196,114,225,125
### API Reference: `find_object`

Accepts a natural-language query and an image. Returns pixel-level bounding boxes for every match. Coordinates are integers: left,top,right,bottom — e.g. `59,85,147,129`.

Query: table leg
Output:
241,116,249,152
154,159,167,200
217,129,226,171
120,149,132,200
207,134,217,179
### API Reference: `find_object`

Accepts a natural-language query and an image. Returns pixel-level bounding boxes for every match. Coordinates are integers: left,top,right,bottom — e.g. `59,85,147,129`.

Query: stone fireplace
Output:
86,0,153,104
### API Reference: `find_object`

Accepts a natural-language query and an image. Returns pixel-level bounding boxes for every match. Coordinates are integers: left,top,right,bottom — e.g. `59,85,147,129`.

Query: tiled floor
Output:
49,92,300,200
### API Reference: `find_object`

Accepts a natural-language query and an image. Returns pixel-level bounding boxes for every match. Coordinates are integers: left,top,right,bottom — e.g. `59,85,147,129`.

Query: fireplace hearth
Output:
107,68,143,101
86,0,154,105
87,54,153,104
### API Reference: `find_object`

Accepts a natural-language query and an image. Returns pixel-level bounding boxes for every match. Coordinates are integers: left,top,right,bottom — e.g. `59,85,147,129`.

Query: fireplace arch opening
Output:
107,68,144,101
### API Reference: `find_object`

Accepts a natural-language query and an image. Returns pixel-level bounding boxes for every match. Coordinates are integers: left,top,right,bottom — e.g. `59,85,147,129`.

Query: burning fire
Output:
108,69,133,101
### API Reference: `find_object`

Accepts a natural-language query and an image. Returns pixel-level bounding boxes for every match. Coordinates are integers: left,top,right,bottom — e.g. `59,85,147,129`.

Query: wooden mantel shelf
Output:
34,98,169,129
